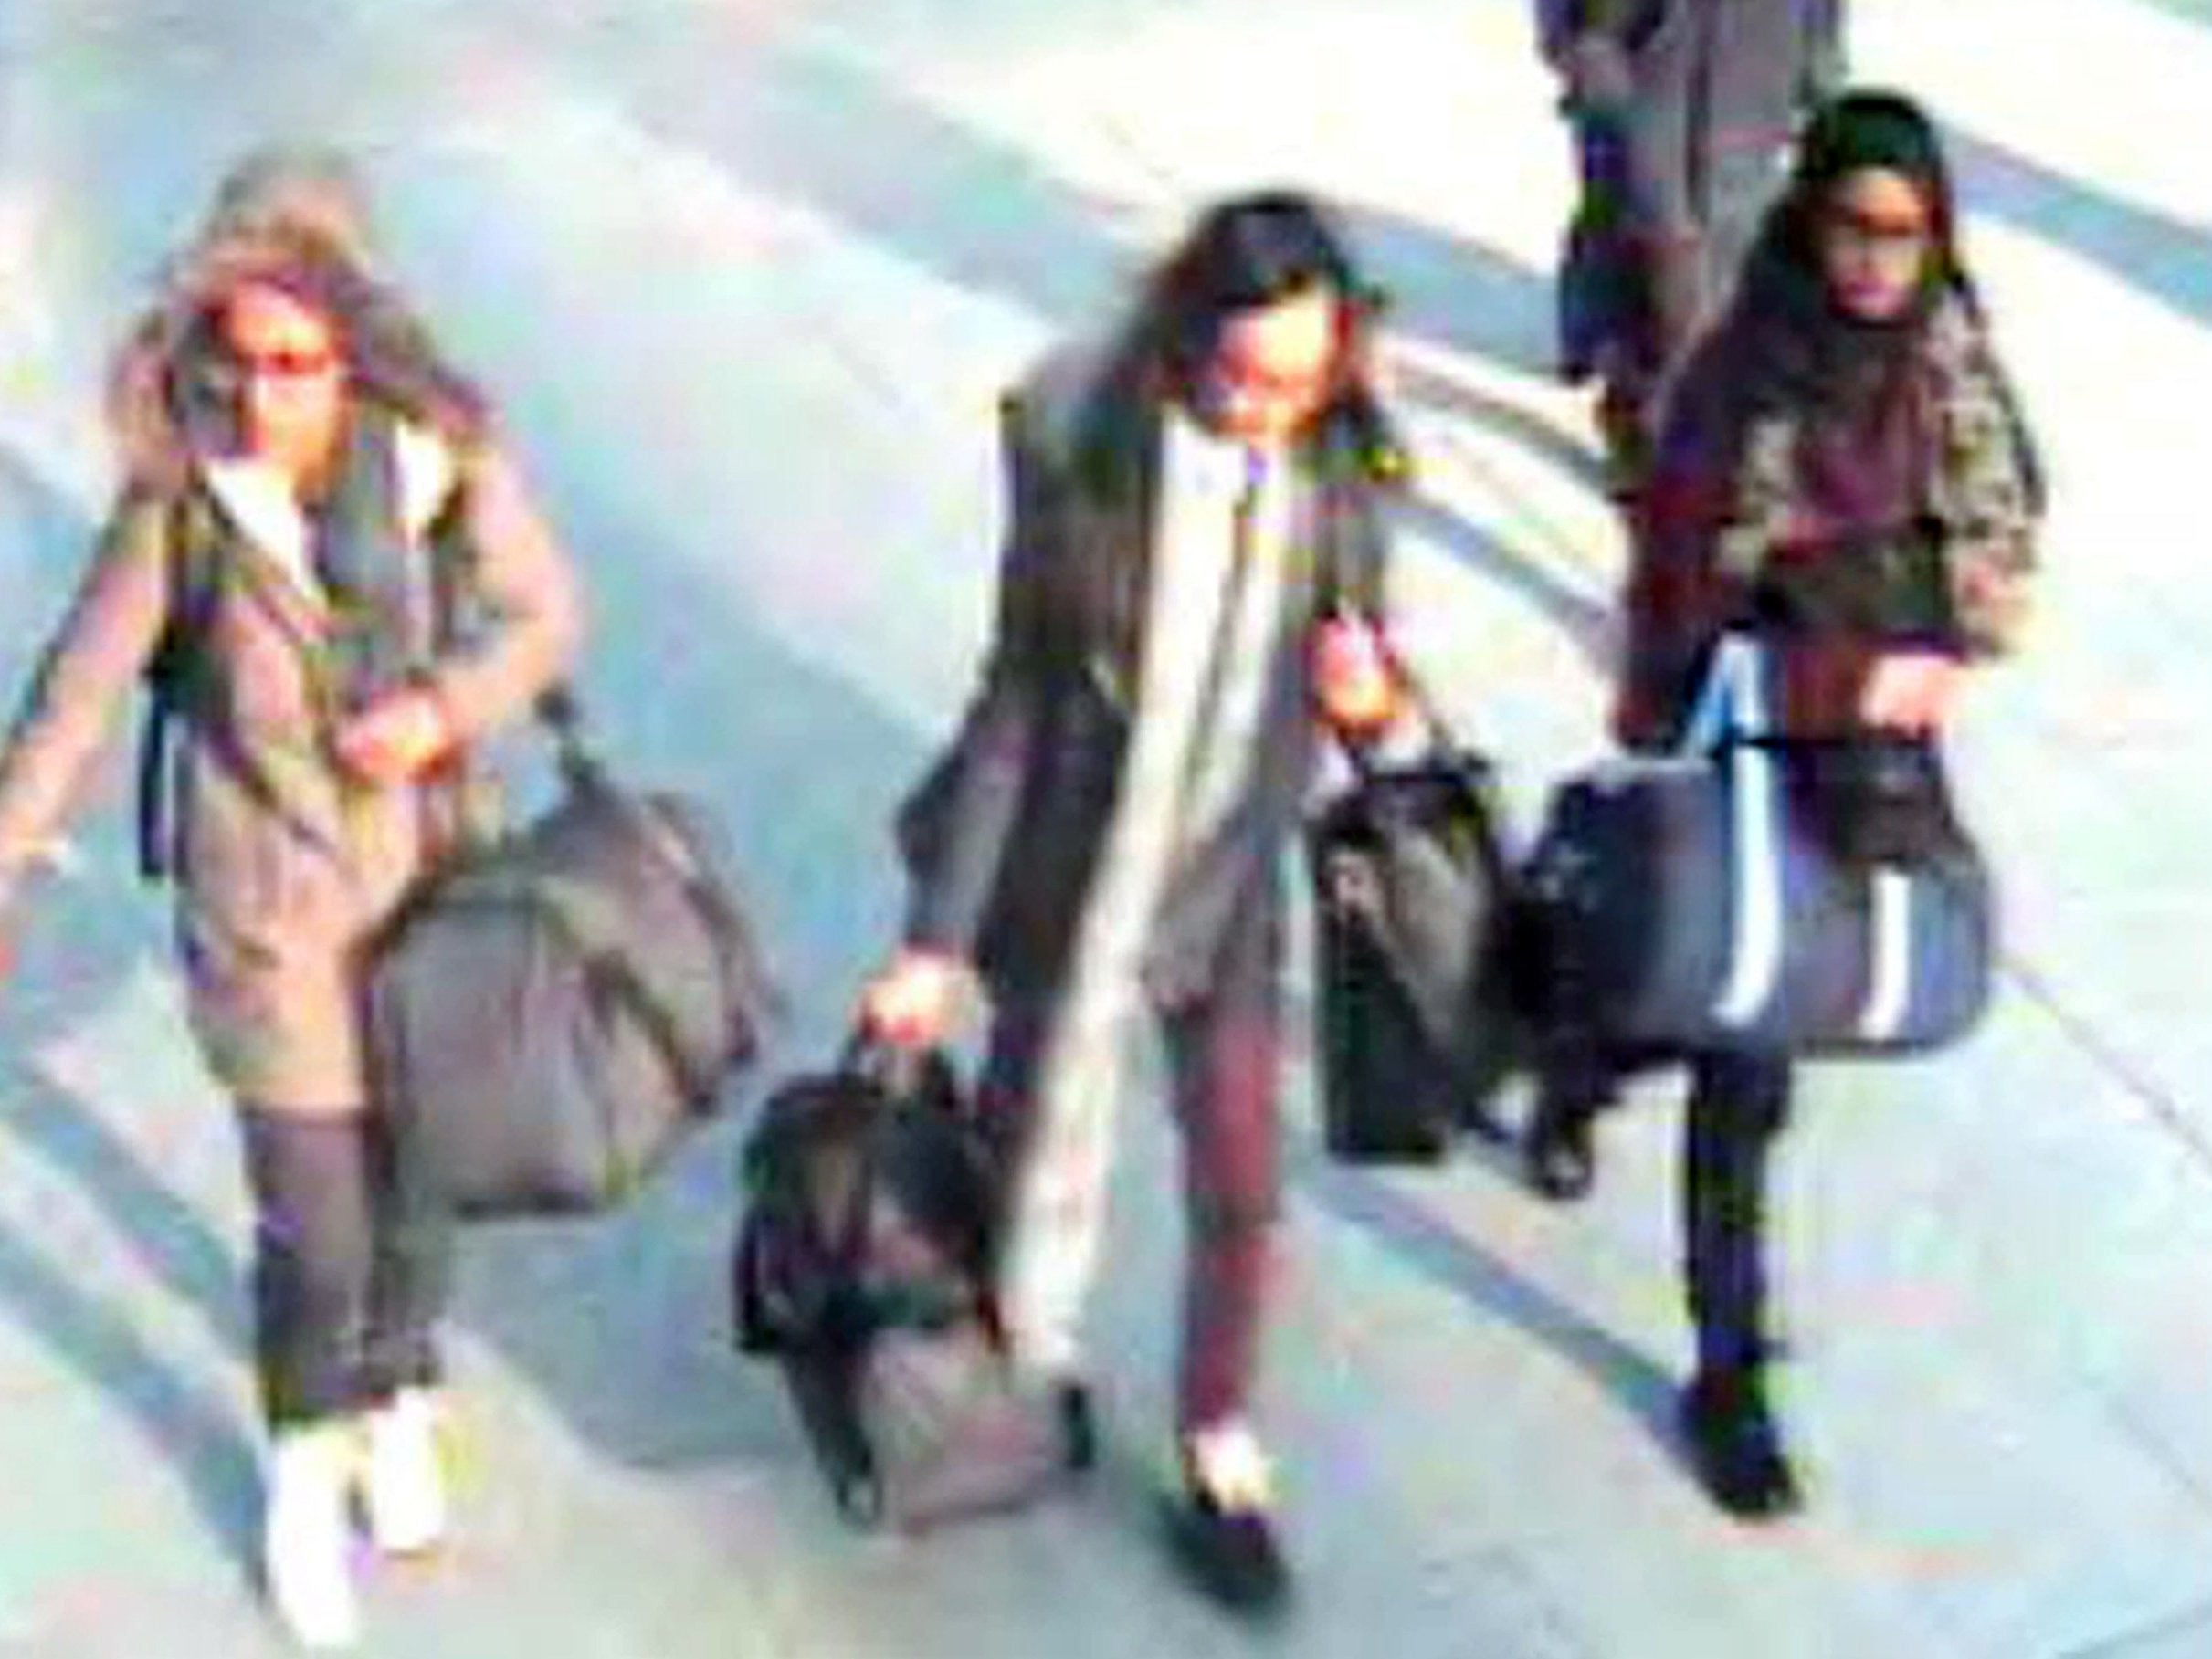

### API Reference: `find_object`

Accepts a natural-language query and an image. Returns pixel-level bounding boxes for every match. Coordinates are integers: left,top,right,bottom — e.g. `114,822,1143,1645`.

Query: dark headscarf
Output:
1729,90,1965,424
1637,86,2043,679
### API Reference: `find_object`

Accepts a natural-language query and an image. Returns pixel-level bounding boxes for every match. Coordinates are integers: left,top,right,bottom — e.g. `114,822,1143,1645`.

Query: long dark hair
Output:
1080,190,1404,482
110,157,488,491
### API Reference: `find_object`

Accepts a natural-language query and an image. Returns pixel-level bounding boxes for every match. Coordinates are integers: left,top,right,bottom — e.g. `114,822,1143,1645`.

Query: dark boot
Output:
1680,1052,1798,1518
1523,1084,1596,1202
1681,1363,1801,1519
1522,1028,1613,1203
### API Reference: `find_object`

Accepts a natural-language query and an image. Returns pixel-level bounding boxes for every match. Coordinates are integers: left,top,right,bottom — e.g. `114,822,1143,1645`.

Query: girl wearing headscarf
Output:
0,150,581,1645
1524,90,2042,1517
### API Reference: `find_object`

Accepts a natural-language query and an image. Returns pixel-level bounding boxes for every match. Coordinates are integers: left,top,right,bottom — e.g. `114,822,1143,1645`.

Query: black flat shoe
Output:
1523,1108,1596,1202
1168,1485,1291,1619
1680,1369,1803,1520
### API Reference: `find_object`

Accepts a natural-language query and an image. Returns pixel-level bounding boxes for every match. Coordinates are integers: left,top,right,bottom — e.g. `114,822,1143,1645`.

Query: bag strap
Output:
1682,634,1787,1030
529,683,608,794
542,709,772,1037
416,443,596,861
1678,631,1773,753
439,858,720,1105
134,677,178,880
838,1028,928,1098
805,1034,934,1322
141,443,482,884
1679,634,1956,1042
1320,629,1495,790
137,493,223,882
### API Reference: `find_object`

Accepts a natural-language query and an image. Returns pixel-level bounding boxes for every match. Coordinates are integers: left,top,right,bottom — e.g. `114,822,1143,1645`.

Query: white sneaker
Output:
362,1386,448,1557
263,1423,361,1651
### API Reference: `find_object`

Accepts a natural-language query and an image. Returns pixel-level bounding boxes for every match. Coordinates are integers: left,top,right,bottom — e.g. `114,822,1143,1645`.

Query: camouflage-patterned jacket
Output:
1617,286,2043,746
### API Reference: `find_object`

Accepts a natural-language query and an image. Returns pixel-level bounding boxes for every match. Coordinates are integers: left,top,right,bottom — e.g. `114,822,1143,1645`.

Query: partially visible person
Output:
865,192,1414,1616
0,148,581,1649
1523,90,2042,1517
1540,0,1846,494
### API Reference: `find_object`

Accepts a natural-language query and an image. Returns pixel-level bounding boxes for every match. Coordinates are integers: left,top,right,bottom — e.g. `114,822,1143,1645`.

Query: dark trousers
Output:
239,1106,450,1428
1537,1035,1792,1377
1561,108,1770,437
978,903,1281,1434
1560,112,1655,390
1681,1050,1792,1377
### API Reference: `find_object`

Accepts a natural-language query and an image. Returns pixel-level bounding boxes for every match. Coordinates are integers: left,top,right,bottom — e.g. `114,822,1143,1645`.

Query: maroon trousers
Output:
978,903,1281,1433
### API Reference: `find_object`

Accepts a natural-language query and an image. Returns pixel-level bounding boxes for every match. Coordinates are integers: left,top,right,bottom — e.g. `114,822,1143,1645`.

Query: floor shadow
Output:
0,1227,262,1578
587,44,1618,679
1333,203,1560,381
1396,490,1615,671
1287,1133,1681,1452
610,38,1569,393
0,452,264,1581
1948,124,2212,331
641,41,1142,331
1391,357,1607,497
6,418,909,1491
415,41,1679,1478
1,1066,248,1359
0,32,1647,1499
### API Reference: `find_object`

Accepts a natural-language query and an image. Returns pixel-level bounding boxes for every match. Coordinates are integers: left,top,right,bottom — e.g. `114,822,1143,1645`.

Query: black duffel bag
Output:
368,692,777,1218
733,1041,1067,1530
1522,638,1993,1056
1306,732,1522,1162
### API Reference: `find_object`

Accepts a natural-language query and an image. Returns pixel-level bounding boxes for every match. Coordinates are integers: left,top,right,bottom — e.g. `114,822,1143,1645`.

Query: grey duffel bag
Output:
368,693,777,1218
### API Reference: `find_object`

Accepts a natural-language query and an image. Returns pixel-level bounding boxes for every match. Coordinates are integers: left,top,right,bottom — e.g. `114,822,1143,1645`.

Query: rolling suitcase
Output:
733,1043,1069,1529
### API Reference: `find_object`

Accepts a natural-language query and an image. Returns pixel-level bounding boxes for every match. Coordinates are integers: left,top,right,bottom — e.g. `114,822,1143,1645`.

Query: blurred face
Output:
1817,166,1937,323
1196,284,1343,447
219,279,348,482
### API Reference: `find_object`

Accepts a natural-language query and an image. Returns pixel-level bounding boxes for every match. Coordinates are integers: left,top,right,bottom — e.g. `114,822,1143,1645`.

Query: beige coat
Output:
0,421,580,1114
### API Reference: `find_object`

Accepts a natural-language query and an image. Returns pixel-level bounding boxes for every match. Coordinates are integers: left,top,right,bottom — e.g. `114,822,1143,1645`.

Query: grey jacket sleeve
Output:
423,441,584,743
897,393,1059,958
0,488,173,913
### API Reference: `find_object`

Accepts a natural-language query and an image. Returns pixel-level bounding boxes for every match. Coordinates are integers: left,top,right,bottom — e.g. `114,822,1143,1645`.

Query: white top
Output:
996,406,1296,1378
197,419,458,613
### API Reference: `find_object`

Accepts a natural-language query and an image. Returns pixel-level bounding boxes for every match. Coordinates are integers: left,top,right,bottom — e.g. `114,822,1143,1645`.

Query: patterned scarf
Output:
1712,278,2043,655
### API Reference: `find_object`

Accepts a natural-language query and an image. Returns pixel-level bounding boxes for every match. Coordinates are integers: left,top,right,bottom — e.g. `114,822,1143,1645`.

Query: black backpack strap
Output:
133,693,174,881
136,492,216,883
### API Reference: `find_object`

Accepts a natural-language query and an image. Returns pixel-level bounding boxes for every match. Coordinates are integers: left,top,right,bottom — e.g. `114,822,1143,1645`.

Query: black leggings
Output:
1537,1034,1792,1376
1681,1051,1792,1377
239,1108,450,1428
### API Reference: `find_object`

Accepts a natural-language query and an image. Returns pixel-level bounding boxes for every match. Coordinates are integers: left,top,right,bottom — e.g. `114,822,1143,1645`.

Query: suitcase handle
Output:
1320,642,1497,788
840,1028,930,1100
